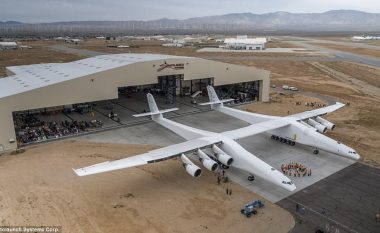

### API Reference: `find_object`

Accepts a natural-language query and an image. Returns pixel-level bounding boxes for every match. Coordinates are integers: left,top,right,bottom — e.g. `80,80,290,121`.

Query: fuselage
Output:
270,118,360,160
154,116,296,191
214,105,360,160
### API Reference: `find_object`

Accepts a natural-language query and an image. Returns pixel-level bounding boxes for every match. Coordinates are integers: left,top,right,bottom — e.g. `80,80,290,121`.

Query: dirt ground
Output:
242,93,327,116
0,141,294,233
312,42,380,58
0,40,85,77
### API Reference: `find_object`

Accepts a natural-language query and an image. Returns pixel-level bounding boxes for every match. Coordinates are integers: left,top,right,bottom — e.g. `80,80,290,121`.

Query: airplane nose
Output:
352,153,360,160
282,182,296,192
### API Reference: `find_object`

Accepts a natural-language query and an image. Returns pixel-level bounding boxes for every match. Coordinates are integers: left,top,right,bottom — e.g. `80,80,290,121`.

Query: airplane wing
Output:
222,119,290,140
289,102,345,120
73,137,221,176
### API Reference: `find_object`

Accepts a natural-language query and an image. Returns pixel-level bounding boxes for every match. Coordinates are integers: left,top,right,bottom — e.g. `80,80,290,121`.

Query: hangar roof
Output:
0,42,18,46
224,38,267,44
0,53,192,99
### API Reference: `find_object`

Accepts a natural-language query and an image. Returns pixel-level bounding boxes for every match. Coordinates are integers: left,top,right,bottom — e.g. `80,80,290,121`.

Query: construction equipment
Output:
240,200,265,218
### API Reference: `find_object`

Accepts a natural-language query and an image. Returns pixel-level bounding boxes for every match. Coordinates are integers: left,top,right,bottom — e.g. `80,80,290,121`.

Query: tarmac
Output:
279,162,380,233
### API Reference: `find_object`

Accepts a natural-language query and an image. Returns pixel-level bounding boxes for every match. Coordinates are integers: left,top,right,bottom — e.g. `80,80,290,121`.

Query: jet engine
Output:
212,145,234,166
307,119,327,133
197,149,218,172
315,116,335,130
181,154,202,177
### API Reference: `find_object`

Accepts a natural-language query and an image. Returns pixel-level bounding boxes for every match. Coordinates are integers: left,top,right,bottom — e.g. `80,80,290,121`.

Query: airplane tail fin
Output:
133,93,178,120
199,86,234,108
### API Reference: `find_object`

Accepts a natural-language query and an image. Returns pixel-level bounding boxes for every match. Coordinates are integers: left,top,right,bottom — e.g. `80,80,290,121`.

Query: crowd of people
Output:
281,162,312,177
295,101,326,108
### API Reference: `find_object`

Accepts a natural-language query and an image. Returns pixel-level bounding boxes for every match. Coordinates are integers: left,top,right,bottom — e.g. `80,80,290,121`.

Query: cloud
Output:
1,0,380,23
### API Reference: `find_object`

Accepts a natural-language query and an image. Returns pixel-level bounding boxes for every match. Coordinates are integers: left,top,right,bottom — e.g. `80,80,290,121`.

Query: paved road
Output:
283,37,380,68
296,37,380,51
200,55,339,62
278,162,380,233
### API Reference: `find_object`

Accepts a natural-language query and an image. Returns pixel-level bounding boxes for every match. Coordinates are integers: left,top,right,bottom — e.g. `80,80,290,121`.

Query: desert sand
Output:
0,141,294,233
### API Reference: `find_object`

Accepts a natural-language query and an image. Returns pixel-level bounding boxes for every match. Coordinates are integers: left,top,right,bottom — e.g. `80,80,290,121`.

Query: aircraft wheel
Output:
313,149,319,154
271,135,275,140
291,141,296,146
275,136,280,140
252,210,257,215
248,175,255,181
240,209,245,214
279,138,283,142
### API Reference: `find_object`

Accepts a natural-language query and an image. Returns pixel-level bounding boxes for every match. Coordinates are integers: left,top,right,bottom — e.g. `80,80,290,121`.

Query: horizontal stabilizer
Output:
199,99,235,106
133,108,178,117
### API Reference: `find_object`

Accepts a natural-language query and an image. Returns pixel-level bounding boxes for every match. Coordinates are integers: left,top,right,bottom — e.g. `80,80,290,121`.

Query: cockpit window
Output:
282,181,294,185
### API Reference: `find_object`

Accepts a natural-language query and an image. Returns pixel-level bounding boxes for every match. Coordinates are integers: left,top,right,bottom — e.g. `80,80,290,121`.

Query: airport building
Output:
0,53,270,151
0,41,18,50
224,35,267,50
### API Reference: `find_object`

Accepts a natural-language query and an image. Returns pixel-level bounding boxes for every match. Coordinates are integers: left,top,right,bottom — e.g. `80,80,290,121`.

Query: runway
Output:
283,37,380,68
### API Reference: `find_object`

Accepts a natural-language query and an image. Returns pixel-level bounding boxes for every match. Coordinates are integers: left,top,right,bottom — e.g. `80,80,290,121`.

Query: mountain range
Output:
1,10,380,36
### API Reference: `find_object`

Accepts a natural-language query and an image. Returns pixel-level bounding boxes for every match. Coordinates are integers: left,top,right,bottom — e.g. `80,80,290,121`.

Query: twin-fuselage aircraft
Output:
74,86,359,192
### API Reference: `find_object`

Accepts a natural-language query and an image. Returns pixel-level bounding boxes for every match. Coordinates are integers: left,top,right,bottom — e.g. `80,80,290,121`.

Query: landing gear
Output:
221,164,230,169
248,175,255,181
313,149,319,154
271,135,295,146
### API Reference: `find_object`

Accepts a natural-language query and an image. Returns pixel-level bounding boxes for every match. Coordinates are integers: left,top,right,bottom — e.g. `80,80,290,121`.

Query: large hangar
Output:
0,53,270,151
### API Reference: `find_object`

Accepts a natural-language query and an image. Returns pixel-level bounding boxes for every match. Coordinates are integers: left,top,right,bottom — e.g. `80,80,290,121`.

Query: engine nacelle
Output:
202,159,218,172
181,154,202,177
307,119,327,133
315,116,335,130
212,145,234,166
185,164,202,177
197,149,218,172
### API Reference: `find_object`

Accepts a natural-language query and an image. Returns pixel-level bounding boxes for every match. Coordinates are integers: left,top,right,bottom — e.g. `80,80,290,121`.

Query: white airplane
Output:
74,93,297,191
202,86,360,161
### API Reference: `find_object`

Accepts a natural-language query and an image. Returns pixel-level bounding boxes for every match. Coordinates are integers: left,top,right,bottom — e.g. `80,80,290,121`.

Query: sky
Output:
1,0,380,23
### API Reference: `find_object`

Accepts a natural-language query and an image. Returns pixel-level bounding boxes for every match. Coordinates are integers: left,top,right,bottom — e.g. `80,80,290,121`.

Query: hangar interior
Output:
0,53,270,151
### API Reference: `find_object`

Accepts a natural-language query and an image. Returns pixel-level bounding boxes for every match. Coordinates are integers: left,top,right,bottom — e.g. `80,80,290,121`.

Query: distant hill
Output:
1,10,380,36
0,21,23,25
